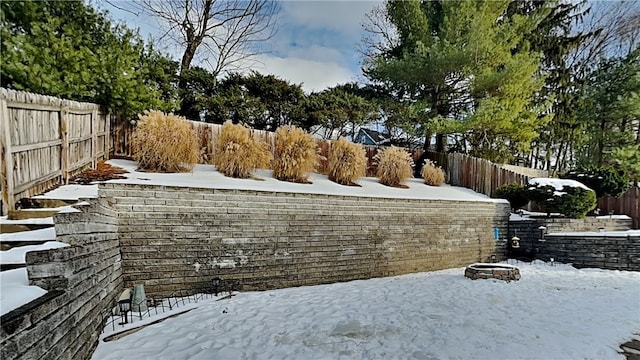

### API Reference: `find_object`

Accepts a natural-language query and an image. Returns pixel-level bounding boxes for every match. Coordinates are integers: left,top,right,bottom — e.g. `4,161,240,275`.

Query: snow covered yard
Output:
92,261,640,360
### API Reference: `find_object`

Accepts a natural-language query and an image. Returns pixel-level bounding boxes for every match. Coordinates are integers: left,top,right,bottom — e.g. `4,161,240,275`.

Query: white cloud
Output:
254,55,355,92
282,1,381,36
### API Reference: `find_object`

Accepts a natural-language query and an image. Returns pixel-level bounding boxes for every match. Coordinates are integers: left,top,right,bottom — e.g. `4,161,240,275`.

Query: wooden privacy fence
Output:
112,119,425,177
597,187,639,229
426,152,532,198
0,89,110,215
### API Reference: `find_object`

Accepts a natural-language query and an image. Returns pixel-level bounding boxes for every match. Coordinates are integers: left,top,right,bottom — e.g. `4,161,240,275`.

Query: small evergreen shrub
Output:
272,126,318,183
132,110,199,172
327,137,367,185
562,166,630,198
420,159,446,186
492,183,529,211
375,146,414,187
527,179,597,219
213,121,272,178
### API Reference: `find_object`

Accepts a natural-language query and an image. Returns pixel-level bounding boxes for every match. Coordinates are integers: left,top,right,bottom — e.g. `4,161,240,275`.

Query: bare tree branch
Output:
139,0,279,78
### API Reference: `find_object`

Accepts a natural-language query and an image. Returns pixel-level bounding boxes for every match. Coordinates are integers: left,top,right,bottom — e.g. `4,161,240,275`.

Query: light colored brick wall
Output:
103,183,510,297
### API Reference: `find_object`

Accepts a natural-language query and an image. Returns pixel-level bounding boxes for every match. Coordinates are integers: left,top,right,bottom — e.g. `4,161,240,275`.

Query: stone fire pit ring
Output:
465,263,521,282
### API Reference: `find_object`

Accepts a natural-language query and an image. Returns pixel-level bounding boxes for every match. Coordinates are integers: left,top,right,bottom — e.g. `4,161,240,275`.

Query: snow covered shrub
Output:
420,159,446,186
527,178,597,219
375,146,414,187
561,166,630,198
272,125,318,183
213,121,272,178
133,110,199,172
327,137,367,185
492,183,529,211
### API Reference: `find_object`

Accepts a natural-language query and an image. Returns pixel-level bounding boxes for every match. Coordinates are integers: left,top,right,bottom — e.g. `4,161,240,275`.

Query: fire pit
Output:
464,263,520,282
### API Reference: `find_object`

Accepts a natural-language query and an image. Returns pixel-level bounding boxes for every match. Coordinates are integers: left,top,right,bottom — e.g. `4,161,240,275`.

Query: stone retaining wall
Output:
536,233,640,270
104,183,510,297
0,198,122,360
508,217,637,270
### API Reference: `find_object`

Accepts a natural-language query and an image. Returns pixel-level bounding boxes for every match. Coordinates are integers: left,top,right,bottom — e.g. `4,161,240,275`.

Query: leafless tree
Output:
138,0,279,78
359,4,398,69
570,1,640,72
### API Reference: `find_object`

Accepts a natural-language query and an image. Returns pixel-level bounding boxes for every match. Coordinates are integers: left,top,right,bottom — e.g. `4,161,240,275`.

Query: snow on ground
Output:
0,241,69,264
106,159,506,203
0,269,47,316
92,261,640,360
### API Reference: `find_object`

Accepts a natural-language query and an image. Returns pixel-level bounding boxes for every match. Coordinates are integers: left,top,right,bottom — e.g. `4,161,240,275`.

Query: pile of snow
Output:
528,177,593,197
92,261,640,360
528,178,592,191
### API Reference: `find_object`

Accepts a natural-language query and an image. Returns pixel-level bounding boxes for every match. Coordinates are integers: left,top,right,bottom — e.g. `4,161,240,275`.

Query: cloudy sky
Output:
99,1,382,92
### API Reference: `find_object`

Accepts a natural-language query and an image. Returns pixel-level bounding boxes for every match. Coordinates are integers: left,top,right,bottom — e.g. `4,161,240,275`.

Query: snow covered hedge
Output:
527,178,597,219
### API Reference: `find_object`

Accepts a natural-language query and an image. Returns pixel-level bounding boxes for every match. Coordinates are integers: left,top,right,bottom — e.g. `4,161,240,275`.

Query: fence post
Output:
106,113,111,158
1,96,15,215
60,106,69,184
92,108,98,167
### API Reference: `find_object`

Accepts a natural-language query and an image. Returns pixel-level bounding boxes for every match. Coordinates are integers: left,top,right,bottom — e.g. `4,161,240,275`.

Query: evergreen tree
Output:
0,0,177,117
364,0,548,163
576,48,640,168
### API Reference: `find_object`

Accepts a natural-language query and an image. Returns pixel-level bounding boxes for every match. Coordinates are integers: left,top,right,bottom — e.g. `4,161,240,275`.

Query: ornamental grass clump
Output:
132,110,199,172
375,146,414,187
213,121,272,178
327,137,367,186
420,159,446,186
272,125,317,183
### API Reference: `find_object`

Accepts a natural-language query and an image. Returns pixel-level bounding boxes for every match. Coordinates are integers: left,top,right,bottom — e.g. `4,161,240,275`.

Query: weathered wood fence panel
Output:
0,89,109,215
112,119,424,177
598,187,639,229
426,152,531,198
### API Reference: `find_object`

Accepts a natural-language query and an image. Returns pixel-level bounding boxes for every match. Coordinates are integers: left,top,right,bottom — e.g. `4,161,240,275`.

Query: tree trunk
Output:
423,131,432,151
435,134,446,153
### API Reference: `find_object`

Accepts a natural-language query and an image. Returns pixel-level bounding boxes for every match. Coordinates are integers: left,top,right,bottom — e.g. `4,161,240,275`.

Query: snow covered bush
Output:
492,183,529,211
527,178,597,219
420,159,446,186
375,146,414,187
132,110,199,172
213,121,272,178
327,137,367,185
561,166,630,198
272,125,318,183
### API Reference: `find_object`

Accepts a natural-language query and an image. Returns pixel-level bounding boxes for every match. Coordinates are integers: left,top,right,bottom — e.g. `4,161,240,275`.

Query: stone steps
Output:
621,337,640,360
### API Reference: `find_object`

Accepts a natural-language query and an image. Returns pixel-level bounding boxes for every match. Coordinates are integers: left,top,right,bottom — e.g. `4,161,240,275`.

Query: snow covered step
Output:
7,204,84,220
8,209,62,220
0,223,53,234
17,198,80,210
0,227,57,244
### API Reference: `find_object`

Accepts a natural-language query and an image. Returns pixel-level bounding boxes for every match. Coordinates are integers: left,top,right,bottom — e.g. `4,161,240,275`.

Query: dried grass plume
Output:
213,121,272,178
327,137,367,186
272,126,318,183
421,159,446,186
374,146,414,187
132,110,199,172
